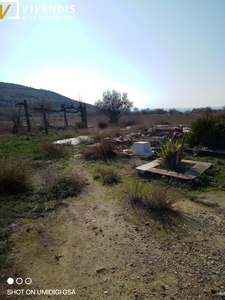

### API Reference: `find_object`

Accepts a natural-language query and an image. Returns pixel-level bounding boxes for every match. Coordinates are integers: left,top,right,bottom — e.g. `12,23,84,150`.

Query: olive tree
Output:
95,90,133,124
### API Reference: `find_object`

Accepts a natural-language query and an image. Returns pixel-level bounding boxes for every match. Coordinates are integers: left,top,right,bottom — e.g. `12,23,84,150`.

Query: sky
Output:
0,0,225,109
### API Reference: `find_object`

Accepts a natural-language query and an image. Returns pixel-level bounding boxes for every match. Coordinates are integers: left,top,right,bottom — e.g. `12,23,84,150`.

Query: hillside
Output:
0,82,94,110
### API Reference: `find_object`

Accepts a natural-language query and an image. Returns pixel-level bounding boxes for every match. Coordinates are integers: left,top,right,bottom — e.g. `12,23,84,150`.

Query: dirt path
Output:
1,180,225,299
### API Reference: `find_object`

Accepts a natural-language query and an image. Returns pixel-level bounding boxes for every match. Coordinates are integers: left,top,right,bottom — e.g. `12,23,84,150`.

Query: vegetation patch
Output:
48,172,87,200
33,141,72,160
0,160,31,195
81,140,118,161
126,180,182,228
187,116,225,149
155,140,182,170
98,121,108,129
95,166,121,185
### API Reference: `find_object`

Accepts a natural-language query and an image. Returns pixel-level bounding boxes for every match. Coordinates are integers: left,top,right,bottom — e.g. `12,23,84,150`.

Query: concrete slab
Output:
135,159,160,173
136,159,213,180
54,135,91,146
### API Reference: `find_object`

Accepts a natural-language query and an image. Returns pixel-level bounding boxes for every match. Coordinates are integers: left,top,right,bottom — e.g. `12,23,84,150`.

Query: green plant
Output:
49,172,87,200
95,90,133,124
126,182,180,227
126,179,150,205
98,167,121,185
156,140,182,169
187,116,225,149
33,203,46,213
76,121,85,129
0,161,30,195
98,121,108,129
33,141,68,159
127,181,173,211
0,239,14,268
143,188,174,212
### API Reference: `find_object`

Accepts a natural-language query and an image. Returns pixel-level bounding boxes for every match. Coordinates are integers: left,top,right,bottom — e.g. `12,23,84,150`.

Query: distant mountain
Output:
0,82,94,110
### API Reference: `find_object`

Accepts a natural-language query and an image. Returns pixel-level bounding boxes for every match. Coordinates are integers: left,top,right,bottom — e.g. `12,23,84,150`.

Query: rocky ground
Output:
1,159,225,300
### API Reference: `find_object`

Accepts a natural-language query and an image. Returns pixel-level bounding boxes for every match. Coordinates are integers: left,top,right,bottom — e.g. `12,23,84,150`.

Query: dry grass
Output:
98,167,121,185
33,141,68,159
49,172,87,200
0,161,31,195
81,140,118,161
126,180,182,227
127,180,174,212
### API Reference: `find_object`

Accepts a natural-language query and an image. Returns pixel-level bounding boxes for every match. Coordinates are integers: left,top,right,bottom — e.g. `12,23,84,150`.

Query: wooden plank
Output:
147,168,195,180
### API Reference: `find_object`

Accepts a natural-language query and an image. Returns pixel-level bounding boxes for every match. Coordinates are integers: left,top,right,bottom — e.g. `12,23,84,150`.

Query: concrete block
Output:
133,141,154,157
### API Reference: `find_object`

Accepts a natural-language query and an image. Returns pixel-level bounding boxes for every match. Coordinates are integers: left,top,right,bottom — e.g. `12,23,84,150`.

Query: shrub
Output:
142,188,174,212
126,180,150,205
76,121,85,129
187,116,225,149
81,140,117,161
156,141,182,169
49,172,86,200
126,181,174,212
33,141,67,159
0,161,30,195
98,167,121,185
98,121,108,129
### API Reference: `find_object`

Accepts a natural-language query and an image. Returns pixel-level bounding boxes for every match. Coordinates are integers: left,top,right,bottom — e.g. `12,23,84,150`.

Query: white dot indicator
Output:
16,277,23,285
25,278,32,285
7,278,14,285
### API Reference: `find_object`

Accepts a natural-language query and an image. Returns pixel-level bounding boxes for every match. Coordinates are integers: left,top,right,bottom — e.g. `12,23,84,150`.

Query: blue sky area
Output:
0,0,225,109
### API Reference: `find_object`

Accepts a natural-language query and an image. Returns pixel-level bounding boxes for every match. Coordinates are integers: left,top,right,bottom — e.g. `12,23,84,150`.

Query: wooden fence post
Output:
23,100,31,132
81,103,87,128
41,105,48,135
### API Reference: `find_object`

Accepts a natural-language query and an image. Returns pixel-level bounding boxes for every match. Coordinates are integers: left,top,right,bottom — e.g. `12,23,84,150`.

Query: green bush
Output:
49,172,86,200
0,161,30,195
98,167,120,185
156,141,181,169
126,181,174,212
143,188,174,212
126,180,150,205
33,141,67,159
98,121,108,129
187,116,225,149
76,121,85,129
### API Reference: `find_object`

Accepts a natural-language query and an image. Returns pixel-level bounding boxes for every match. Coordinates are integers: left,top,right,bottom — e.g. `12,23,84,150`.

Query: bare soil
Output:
1,159,225,300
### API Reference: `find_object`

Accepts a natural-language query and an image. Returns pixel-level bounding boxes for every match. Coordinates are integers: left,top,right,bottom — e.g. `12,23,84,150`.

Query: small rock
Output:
216,292,225,296
96,267,106,274
211,288,218,294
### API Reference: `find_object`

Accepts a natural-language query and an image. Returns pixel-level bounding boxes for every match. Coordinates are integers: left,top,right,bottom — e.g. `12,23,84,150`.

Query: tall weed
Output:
0,161,30,195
